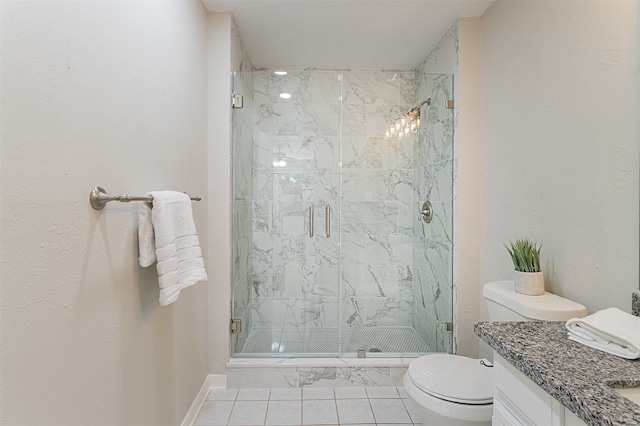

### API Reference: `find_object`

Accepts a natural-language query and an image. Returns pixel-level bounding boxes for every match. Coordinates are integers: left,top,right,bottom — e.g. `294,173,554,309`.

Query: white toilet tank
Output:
483,281,587,321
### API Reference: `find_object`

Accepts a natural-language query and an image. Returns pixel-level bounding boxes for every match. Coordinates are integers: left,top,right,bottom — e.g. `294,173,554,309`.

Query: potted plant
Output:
504,238,544,296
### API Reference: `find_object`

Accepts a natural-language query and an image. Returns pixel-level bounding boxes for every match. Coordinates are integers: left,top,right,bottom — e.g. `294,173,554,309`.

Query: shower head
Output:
385,98,431,140
407,98,431,120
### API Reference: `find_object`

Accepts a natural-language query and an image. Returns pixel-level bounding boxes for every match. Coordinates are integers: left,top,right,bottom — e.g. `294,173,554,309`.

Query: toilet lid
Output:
408,354,493,404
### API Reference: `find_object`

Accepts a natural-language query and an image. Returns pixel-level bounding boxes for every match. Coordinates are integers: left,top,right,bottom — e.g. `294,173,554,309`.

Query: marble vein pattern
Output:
416,20,459,75
475,321,640,426
227,366,408,389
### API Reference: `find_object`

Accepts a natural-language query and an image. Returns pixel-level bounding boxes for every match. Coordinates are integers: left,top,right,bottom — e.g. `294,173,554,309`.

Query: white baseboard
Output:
180,374,227,426
209,374,227,388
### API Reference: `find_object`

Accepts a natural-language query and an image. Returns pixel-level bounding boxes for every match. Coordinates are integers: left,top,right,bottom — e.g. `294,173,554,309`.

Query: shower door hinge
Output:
444,322,454,332
230,319,242,334
232,94,244,109
446,100,454,109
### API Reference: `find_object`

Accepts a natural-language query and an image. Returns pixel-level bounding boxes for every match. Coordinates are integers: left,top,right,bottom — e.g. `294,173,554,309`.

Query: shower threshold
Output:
237,326,430,356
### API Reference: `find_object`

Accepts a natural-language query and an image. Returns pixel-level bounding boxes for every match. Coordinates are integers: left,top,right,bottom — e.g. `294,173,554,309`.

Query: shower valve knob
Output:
419,201,433,223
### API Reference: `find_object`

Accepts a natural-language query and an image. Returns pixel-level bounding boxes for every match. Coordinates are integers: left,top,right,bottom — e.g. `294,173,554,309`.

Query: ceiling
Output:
202,0,495,70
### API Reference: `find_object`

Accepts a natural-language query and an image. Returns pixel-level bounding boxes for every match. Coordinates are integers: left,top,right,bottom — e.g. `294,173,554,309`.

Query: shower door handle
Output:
309,204,314,237
325,204,331,238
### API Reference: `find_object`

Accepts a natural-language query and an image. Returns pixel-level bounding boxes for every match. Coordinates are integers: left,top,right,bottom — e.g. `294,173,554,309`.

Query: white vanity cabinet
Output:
493,354,588,426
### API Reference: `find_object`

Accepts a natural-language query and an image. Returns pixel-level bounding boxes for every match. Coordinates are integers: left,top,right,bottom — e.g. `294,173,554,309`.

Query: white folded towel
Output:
565,307,640,359
138,191,207,306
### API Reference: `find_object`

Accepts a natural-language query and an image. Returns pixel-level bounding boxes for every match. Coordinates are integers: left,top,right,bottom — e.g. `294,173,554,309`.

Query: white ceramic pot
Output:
514,271,544,296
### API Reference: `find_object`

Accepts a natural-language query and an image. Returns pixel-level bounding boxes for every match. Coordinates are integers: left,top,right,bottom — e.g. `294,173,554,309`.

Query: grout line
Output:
261,389,272,426
226,397,236,426
263,400,268,426
299,398,303,426
262,398,268,426
366,392,377,426
400,397,413,425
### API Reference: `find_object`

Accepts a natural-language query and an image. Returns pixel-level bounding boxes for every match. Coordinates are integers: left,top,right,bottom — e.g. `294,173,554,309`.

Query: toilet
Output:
403,280,587,426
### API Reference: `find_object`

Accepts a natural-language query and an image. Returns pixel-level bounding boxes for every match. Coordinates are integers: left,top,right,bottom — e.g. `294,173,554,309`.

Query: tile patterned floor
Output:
194,386,421,425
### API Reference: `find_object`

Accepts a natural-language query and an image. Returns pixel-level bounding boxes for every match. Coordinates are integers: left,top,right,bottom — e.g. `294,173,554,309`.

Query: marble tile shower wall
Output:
251,71,418,339
252,70,341,336
231,19,254,354
411,70,454,353
340,72,416,330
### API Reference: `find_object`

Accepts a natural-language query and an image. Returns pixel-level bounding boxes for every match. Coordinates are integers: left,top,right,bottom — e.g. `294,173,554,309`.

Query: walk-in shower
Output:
230,69,454,358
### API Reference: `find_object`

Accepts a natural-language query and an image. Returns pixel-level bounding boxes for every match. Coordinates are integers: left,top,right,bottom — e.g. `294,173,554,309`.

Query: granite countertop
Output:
475,321,640,426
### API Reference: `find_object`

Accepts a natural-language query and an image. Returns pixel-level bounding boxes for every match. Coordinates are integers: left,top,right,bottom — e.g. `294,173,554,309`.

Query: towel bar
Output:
90,186,201,210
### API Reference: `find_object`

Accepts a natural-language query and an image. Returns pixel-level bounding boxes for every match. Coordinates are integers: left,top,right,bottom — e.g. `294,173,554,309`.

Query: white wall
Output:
478,0,638,313
0,1,209,424
457,17,484,358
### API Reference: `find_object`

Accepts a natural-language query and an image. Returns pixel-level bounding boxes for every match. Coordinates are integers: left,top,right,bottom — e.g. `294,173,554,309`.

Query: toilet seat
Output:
407,354,493,405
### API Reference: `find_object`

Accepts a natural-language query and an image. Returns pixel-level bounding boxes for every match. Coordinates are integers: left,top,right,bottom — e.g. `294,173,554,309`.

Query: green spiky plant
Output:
504,238,543,273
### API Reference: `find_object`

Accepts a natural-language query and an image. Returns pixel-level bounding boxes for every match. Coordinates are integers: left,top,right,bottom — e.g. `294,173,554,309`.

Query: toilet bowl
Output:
403,353,493,426
404,281,588,426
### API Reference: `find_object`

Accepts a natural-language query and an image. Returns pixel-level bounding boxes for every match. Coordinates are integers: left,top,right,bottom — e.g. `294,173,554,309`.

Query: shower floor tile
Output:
239,326,430,355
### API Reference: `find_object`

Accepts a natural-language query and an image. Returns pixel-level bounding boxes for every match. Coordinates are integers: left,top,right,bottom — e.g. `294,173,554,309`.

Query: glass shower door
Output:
338,71,426,356
231,70,454,357
338,71,454,357
244,70,342,355
411,73,455,354
230,70,254,357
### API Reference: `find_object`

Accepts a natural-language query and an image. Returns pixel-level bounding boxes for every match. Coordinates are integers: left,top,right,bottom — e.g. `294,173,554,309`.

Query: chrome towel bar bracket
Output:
90,186,201,210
